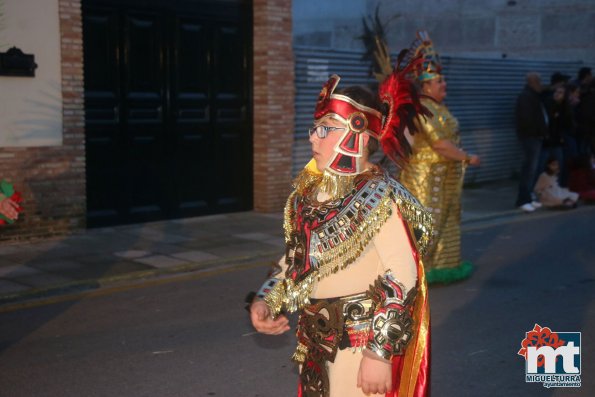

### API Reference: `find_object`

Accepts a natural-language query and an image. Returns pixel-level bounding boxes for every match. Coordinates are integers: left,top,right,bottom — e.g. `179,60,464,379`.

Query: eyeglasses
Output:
308,125,345,139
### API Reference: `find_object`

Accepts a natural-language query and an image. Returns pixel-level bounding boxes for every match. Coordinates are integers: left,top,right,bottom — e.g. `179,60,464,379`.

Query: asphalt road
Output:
1,207,594,397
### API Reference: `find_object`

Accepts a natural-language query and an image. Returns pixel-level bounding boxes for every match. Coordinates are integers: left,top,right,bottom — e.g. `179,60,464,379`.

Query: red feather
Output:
378,53,431,166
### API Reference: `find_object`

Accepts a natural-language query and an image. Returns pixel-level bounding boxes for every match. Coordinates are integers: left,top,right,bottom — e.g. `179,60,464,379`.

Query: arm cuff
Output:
257,277,286,318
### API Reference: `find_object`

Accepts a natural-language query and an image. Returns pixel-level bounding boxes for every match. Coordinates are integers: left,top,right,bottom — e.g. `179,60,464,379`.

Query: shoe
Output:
519,203,536,212
531,201,543,209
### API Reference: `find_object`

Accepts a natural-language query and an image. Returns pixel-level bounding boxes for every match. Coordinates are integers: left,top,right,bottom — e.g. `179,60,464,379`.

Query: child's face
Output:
549,161,560,173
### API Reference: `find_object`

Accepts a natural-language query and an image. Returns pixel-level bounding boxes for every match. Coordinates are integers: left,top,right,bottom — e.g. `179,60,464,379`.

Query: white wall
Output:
0,0,62,147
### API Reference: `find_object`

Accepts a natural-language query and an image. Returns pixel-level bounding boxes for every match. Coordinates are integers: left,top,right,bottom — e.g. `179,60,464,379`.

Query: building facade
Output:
294,0,595,66
0,0,294,241
291,0,593,183
2,0,593,241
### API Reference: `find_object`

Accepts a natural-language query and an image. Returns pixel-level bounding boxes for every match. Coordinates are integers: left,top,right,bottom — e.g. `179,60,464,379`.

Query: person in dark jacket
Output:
515,72,549,212
541,85,574,186
577,79,595,156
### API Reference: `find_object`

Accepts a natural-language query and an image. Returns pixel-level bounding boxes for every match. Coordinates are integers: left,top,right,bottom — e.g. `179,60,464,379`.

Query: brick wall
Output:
1,0,292,240
0,0,85,242
252,0,295,212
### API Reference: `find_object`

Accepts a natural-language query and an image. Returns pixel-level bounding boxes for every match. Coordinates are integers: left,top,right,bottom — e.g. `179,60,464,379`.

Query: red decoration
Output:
0,183,23,225
518,324,566,367
378,54,431,166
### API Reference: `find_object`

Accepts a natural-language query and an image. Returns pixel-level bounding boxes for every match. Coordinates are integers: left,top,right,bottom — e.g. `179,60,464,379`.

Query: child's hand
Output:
357,350,393,395
250,300,290,335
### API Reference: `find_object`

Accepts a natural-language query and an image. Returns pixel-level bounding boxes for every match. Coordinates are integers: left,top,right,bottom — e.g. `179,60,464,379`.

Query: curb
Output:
0,249,280,308
2,205,592,309
462,204,594,231
461,210,520,227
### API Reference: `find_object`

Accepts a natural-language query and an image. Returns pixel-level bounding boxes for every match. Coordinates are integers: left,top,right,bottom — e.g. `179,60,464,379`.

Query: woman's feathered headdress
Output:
403,31,442,82
378,52,432,166
359,12,432,166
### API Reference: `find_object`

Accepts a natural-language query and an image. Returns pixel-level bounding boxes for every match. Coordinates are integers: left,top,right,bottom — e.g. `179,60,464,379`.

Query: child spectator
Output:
534,158,579,208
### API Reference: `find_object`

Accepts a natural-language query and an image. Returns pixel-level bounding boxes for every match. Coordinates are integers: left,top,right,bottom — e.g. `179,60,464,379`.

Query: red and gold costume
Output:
255,63,432,396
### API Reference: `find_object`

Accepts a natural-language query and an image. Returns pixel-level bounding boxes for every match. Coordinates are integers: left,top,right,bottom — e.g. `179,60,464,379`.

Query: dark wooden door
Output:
83,1,252,227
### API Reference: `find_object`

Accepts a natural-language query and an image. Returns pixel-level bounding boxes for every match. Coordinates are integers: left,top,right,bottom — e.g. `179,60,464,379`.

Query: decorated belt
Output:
292,291,374,397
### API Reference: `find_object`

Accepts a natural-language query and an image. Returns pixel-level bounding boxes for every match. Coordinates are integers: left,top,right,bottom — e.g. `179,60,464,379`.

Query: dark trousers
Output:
516,137,543,206
538,145,564,186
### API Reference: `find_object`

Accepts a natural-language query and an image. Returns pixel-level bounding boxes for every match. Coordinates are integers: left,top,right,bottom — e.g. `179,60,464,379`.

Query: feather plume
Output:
359,5,397,82
378,52,432,167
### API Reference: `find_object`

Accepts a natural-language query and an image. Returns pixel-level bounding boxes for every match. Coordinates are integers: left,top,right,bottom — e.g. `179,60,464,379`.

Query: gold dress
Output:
400,97,472,283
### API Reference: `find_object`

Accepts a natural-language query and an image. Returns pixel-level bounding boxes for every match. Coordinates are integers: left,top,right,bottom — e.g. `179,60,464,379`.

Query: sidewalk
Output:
0,178,544,307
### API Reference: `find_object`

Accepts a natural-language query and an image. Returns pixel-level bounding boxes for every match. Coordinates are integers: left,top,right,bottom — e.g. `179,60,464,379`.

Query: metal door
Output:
83,0,252,227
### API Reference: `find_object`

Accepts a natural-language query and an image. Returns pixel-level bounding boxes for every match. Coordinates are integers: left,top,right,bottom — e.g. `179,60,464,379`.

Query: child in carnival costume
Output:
250,56,433,397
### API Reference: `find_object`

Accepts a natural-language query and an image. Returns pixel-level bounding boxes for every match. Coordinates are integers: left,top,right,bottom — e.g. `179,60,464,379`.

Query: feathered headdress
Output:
314,75,384,176
313,54,429,173
402,31,442,82
359,15,432,166
359,5,394,82
378,52,432,166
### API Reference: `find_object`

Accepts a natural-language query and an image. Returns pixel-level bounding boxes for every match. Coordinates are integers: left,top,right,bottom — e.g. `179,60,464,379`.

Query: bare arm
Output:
431,139,480,166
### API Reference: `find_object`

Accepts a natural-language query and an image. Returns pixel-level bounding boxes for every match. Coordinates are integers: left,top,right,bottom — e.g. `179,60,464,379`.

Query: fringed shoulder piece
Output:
387,175,433,256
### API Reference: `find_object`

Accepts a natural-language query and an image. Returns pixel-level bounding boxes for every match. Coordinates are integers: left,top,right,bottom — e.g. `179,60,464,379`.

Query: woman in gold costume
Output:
399,32,481,283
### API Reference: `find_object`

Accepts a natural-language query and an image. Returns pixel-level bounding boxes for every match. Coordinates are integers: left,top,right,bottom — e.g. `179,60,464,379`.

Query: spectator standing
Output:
577,79,595,156
545,72,570,99
565,83,581,161
575,67,592,92
514,72,549,212
542,85,573,186
576,67,593,155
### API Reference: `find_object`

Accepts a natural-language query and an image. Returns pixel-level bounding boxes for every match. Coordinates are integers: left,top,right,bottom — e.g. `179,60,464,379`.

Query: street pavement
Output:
0,206,593,396
0,178,590,309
